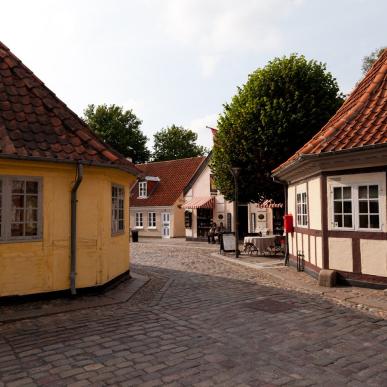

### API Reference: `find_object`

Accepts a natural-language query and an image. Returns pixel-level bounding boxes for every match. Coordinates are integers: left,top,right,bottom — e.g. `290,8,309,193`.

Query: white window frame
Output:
135,212,143,228
138,181,147,198
148,212,156,229
332,185,354,231
296,189,308,227
112,184,125,235
331,183,382,231
0,176,43,242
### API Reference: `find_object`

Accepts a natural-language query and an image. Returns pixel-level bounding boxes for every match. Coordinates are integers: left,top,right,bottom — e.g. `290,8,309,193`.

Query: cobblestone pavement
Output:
1,241,387,386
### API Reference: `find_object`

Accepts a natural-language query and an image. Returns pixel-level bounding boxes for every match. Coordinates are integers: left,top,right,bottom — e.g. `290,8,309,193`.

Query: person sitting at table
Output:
215,222,225,244
208,222,217,244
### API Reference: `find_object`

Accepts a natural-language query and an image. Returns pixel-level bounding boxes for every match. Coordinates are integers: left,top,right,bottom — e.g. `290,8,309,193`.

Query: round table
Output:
243,236,276,255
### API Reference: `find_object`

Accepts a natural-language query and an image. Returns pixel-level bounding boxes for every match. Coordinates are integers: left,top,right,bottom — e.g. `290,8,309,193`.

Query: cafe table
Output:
243,236,276,255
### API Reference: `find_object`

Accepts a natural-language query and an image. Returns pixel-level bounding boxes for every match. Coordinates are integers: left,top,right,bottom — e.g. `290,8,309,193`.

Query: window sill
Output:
135,227,144,229
0,238,43,244
148,227,157,230
112,231,125,236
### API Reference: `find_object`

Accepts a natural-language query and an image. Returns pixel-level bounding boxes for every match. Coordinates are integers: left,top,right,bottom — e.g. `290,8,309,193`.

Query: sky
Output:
1,0,386,150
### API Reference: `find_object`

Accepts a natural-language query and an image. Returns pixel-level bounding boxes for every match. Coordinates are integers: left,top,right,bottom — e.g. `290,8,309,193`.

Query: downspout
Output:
273,177,289,266
70,163,84,295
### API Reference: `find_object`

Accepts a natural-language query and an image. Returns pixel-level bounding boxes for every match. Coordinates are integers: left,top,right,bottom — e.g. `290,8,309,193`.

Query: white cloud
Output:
186,113,219,149
160,0,302,76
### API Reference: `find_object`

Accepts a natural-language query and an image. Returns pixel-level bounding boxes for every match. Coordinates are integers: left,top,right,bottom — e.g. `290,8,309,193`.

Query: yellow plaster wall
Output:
328,237,353,272
308,177,322,230
0,159,135,297
360,239,387,277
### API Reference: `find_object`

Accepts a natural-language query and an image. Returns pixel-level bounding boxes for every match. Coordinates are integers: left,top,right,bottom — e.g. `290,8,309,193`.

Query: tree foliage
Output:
362,47,386,74
83,104,150,163
152,125,208,161
211,54,344,203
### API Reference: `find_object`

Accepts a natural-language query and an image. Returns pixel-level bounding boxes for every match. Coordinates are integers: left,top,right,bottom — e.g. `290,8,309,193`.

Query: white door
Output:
162,212,170,238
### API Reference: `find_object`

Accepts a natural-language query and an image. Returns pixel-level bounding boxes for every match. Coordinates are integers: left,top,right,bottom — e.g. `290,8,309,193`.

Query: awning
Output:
182,197,215,209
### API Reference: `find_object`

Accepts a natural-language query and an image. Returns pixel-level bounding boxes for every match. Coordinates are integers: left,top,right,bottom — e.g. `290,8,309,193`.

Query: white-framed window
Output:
112,184,125,235
331,184,381,230
0,176,42,242
148,212,156,228
333,186,353,229
135,212,143,228
138,181,147,198
296,190,308,227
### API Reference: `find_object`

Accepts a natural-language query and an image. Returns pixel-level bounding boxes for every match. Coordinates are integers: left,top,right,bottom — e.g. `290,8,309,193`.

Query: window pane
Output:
344,215,352,228
343,201,352,214
343,187,351,199
12,195,24,207
26,195,38,208
369,185,378,199
358,186,368,199
25,223,37,236
12,209,24,222
358,201,368,213
369,201,379,214
333,187,342,199
119,220,124,230
11,223,24,236
296,193,301,203
26,181,38,194
359,215,368,228
12,180,25,193
334,201,342,213
370,215,379,229
25,209,38,222
334,215,342,227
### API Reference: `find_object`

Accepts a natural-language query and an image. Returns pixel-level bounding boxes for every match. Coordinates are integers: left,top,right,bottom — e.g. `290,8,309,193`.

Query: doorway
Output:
237,205,248,239
161,212,170,238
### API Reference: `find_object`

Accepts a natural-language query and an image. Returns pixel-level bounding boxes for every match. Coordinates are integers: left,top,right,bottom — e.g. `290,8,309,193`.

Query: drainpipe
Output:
273,177,289,266
70,163,84,295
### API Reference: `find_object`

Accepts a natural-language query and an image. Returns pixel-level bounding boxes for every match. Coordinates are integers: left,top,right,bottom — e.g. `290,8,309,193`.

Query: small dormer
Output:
138,176,160,199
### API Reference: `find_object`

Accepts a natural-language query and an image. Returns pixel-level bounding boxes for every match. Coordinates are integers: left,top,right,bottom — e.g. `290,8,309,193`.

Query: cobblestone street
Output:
1,241,387,386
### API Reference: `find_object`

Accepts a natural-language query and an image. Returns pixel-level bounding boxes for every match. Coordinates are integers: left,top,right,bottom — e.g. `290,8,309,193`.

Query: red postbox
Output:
283,214,294,233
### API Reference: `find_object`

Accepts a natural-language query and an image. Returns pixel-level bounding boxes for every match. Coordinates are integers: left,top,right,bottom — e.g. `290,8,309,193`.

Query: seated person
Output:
208,222,217,243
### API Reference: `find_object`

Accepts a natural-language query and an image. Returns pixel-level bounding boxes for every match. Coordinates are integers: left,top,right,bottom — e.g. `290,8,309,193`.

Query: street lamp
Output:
230,166,241,258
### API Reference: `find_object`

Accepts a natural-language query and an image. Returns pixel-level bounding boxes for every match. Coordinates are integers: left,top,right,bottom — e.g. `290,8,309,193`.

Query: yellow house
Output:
0,41,140,298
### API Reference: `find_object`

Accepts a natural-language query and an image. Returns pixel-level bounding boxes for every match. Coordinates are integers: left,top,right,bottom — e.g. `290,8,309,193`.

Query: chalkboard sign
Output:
220,232,236,253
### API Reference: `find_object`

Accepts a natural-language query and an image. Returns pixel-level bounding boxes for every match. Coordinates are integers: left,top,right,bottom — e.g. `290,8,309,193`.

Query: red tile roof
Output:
274,49,387,174
0,41,140,175
130,157,205,207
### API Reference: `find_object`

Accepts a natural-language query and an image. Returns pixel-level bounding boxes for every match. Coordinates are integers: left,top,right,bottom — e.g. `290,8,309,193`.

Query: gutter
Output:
0,153,141,177
272,142,387,178
272,176,289,266
70,163,84,295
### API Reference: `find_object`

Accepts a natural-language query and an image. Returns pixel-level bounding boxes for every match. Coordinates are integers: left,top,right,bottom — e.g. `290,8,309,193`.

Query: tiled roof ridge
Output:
0,41,140,174
136,155,206,167
273,49,387,174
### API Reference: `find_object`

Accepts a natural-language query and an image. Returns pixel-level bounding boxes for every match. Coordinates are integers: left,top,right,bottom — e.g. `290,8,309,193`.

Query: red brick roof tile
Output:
0,41,140,175
131,157,205,207
274,49,387,174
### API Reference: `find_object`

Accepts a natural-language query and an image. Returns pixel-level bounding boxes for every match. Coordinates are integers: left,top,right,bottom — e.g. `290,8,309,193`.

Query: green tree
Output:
211,54,344,203
362,47,386,74
83,104,150,163
152,125,208,161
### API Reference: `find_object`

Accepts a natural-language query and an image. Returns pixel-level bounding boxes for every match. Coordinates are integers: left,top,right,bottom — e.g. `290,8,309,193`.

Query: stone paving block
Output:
2,242,387,387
